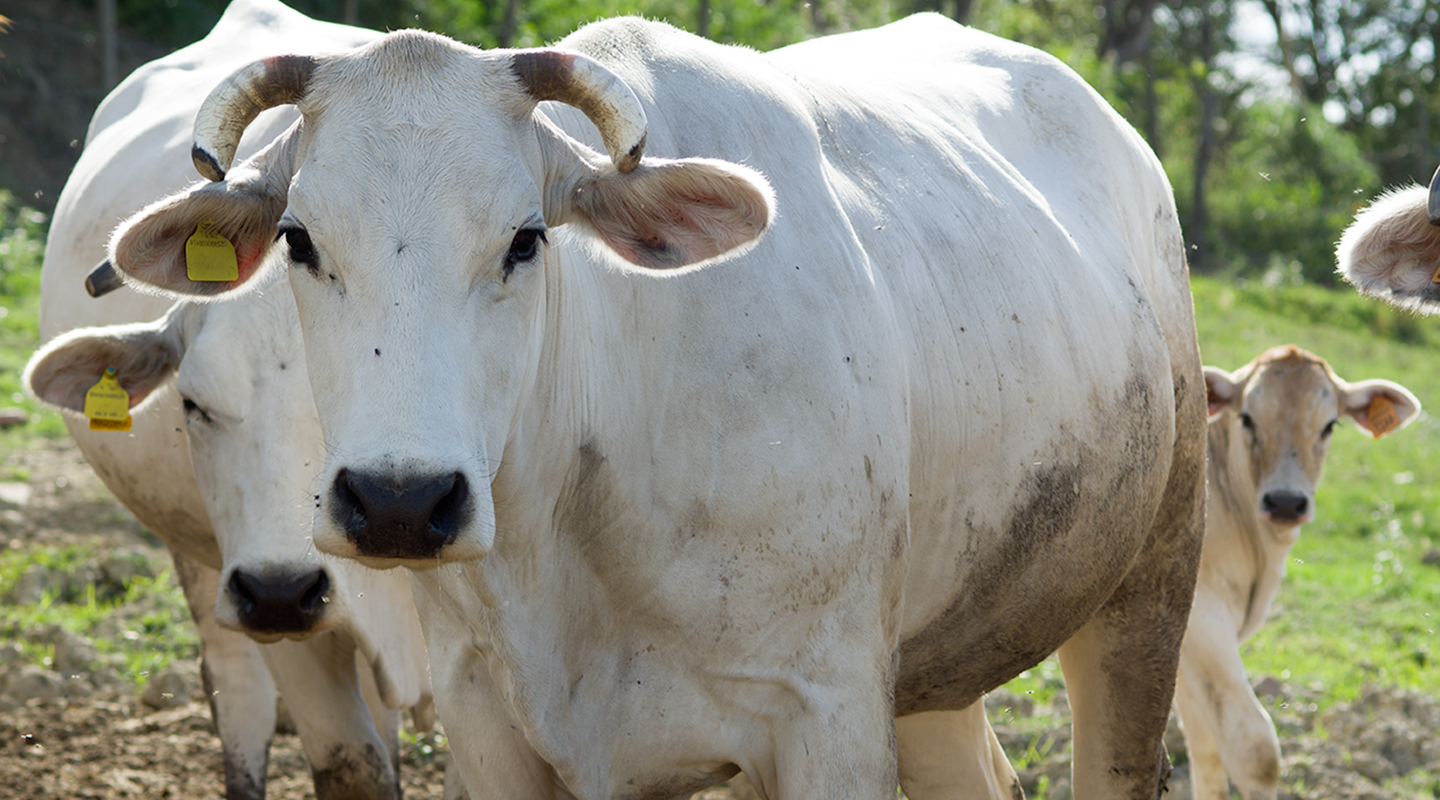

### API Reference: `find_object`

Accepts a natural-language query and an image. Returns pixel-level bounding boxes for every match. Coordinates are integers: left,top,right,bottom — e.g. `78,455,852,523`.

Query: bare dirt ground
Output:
5,436,1440,799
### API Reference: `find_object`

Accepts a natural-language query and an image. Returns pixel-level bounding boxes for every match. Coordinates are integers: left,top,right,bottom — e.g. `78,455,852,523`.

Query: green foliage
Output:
1186,103,1380,285
0,191,67,447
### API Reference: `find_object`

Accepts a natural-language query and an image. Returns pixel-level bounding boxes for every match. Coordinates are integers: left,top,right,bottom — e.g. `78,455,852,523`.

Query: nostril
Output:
333,468,369,535
228,571,258,615
430,473,468,538
299,569,329,613
1262,491,1308,521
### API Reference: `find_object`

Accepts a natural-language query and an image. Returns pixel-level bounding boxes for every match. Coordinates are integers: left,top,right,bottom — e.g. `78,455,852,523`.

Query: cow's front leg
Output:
1173,604,1280,800
259,633,400,800
895,703,1022,800
173,551,277,800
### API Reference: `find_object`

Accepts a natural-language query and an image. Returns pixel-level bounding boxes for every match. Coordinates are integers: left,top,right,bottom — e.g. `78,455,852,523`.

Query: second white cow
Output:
25,2,432,798
1179,344,1419,800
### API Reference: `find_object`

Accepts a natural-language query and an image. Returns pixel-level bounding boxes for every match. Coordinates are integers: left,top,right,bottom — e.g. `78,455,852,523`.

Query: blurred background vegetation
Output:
49,0,1433,287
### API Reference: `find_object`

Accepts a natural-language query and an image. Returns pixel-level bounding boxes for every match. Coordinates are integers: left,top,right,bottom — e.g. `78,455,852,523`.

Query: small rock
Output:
1253,675,1285,700
99,549,155,591
11,566,59,604
0,407,27,429
61,560,102,602
140,662,201,710
52,629,100,674
0,482,33,508
1348,749,1395,783
9,664,66,701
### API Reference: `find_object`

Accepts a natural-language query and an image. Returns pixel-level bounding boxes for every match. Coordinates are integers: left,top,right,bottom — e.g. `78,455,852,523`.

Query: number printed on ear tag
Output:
84,367,132,432
186,219,239,282
1367,395,1399,439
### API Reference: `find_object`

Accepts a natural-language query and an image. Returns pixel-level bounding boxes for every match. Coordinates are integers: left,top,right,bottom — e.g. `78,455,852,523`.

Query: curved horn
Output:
511,50,647,173
193,55,317,182
1428,164,1440,226
84,259,125,298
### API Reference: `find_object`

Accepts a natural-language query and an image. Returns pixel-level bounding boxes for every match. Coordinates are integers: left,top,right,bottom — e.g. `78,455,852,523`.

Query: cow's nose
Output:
1261,490,1309,523
228,567,330,634
331,467,469,559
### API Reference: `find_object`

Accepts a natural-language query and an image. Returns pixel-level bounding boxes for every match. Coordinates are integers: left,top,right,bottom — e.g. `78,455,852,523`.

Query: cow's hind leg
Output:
896,703,1022,800
173,551,277,800
260,633,400,800
1056,461,1204,797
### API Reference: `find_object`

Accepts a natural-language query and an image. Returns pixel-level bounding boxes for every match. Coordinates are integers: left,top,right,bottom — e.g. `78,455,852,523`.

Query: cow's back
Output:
39,0,377,564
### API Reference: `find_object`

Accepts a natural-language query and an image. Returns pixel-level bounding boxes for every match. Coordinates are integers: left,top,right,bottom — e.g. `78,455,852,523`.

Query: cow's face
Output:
105,31,774,568
1204,346,1420,530
24,283,384,641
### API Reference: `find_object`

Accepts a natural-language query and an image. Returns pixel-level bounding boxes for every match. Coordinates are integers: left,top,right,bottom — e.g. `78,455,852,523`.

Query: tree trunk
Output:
99,0,117,90
698,0,711,38
500,0,522,47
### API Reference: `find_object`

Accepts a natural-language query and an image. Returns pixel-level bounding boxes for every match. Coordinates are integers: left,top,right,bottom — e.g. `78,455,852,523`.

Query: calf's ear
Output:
24,314,186,414
568,156,776,269
109,129,296,300
1339,379,1422,438
1203,366,1241,421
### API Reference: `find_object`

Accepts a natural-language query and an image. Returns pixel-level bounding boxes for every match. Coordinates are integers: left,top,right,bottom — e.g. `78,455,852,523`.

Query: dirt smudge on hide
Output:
894,461,1092,714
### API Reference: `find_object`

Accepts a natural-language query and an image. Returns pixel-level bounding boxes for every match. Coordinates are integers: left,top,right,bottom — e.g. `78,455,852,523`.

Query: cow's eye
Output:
279,226,318,269
1321,419,1337,439
1239,412,1254,432
182,397,213,424
502,228,547,281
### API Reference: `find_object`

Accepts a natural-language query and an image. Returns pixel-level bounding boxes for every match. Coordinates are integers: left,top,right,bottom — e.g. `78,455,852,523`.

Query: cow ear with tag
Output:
108,130,297,299
1203,366,1241,422
1339,378,1422,439
24,312,187,417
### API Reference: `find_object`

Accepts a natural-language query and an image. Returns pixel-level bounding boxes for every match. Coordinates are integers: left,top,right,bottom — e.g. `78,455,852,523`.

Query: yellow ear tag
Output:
1431,262,1440,283
84,367,132,432
185,220,239,282
1367,394,1399,439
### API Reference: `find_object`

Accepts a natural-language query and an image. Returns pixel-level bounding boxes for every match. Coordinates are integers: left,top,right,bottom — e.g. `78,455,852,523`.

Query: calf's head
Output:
1204,345,1420,529
103,31,774,568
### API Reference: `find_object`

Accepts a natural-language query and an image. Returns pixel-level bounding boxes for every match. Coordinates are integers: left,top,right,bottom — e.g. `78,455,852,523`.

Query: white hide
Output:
1179,346,1419,800
30,1,431,798
110,14,1207,800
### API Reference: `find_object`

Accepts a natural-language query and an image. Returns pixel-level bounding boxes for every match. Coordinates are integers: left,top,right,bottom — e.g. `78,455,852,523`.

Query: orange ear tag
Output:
1432,262,1440,283
1367,394,1399,439
185,220,239,282
84,367,132,431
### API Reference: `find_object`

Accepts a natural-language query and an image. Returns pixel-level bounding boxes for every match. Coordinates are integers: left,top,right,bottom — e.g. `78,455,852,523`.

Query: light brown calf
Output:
1179,345,1420,800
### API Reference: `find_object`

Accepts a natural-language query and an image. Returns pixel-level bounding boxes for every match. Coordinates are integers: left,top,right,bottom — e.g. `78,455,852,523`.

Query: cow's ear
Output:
24,312,188,414
1203,366,1241,422
568,156,776,269
110,130,297,300
1340,378,1422,438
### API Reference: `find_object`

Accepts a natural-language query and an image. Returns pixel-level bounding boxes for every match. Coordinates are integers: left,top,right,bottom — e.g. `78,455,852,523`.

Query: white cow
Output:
105,14,1207,800
24,2,432,798
1337,180,1440,309
1178,345,1419,800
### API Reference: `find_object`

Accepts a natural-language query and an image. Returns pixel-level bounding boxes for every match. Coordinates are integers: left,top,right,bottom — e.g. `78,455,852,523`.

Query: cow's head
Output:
25,282,399,645
1203,345,1420,529
1337,178,1440,313
104,31,775,568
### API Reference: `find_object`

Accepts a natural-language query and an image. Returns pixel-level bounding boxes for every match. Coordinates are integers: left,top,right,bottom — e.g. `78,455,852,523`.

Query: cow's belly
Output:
892,297,1178,713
